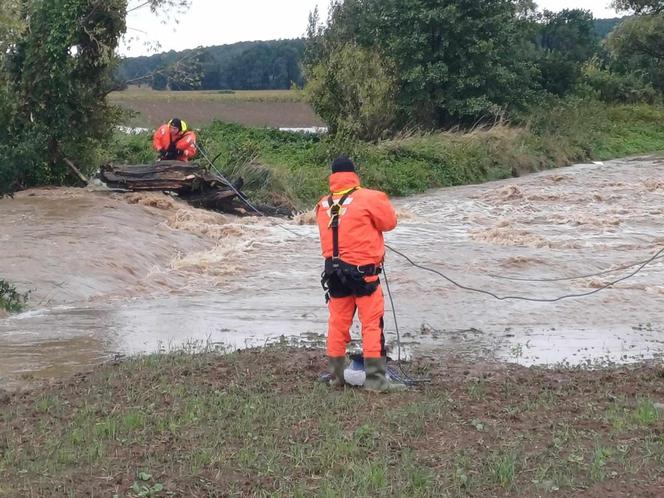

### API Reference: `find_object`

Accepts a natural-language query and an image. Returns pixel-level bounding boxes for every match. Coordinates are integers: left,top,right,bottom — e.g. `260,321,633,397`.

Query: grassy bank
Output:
107,100,664,210
1,347,663,496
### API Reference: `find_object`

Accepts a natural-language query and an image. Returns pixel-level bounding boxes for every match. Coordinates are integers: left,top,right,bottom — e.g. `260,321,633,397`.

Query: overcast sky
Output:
120,0,620,58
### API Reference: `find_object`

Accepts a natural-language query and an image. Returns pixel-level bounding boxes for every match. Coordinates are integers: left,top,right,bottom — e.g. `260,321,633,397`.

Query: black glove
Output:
164,142,178,160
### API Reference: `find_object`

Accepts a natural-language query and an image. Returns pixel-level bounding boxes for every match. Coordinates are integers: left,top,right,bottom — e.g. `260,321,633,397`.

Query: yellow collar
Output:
332,186,361,196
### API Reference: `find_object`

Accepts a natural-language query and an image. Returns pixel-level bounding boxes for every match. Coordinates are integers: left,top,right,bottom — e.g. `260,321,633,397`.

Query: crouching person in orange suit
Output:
152,118,197,162
316,155,406,392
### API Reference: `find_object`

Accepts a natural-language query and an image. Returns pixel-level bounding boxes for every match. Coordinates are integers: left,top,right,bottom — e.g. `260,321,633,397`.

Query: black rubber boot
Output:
363,357,407,392
328,356,346,388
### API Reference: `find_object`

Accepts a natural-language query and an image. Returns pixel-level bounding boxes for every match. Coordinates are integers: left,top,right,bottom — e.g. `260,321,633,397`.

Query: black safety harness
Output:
161,132,191,161
321,187,382,302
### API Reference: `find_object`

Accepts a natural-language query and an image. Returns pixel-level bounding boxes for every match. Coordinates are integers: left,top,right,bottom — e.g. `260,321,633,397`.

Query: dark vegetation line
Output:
117,39,307,91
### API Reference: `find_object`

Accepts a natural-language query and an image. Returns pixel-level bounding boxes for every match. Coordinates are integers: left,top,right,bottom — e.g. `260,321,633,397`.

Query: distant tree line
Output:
116,18,627,93
303,0,663,139
117,39,306,91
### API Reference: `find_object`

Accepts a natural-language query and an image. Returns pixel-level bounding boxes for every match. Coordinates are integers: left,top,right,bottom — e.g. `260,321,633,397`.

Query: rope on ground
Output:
382,264,431,384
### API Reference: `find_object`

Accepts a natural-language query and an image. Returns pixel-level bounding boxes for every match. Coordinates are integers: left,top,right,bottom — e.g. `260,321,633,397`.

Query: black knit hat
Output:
331,155,356,173
169,118,182,131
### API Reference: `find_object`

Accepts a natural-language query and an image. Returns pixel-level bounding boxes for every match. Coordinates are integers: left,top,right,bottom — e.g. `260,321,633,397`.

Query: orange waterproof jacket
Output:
316,172,397,266
152,124,198,161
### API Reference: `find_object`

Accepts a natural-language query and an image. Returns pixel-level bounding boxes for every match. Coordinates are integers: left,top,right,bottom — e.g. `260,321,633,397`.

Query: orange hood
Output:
329,172,361,193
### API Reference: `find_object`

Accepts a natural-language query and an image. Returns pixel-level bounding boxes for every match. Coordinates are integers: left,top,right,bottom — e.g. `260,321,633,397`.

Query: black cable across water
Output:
489,252,664,282
195,143,301,237
385,244,664,303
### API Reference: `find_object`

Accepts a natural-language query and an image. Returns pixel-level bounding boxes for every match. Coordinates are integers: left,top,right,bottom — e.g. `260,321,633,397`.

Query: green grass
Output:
105,99,664,211
488,450,518,489
1,348,664,496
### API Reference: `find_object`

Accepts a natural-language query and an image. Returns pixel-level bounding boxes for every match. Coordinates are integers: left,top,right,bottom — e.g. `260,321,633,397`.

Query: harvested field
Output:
109,88,324,128
1,347,663,497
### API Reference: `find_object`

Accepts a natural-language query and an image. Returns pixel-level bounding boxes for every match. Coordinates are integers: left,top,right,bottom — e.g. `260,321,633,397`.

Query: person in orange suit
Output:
316,155,405,391
152,118,197,162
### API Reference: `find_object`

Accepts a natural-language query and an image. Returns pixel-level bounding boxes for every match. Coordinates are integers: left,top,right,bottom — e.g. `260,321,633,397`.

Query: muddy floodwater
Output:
1,156,663,388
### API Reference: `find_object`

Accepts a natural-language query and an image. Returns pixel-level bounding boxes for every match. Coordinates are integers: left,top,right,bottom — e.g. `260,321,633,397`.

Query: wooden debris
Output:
99,161,247,214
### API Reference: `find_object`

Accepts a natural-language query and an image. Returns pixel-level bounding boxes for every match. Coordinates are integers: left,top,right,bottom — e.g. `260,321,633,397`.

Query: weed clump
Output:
0,279,27,313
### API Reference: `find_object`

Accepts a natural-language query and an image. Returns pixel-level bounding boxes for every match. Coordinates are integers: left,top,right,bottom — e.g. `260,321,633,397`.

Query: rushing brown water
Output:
1,156,663,388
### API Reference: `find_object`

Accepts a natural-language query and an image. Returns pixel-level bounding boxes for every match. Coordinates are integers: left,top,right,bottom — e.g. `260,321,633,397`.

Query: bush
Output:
304,44,397,141
577,60,658,104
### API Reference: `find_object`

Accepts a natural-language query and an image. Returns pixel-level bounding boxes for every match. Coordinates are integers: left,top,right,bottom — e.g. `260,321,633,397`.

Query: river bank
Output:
106,101,664,210
1,346,663,497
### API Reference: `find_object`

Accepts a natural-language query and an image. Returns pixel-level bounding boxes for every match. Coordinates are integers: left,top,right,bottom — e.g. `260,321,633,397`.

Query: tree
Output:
535,9,599,96
304,0,540,134
152,71,169,90
607,14,664,92
0,0,189,195
612,0,663,14
594,17,626,39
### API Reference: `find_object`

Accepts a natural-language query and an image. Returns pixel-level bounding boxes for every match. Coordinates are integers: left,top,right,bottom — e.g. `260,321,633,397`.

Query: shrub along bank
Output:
106,100,664,210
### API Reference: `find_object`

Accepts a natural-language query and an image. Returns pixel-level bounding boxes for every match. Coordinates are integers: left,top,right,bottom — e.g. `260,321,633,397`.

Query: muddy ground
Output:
1,348,663,497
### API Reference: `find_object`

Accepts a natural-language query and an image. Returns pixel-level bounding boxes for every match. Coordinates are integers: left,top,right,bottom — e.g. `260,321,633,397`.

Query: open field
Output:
109,88,323,129
110,88,306,103
1,347,663,497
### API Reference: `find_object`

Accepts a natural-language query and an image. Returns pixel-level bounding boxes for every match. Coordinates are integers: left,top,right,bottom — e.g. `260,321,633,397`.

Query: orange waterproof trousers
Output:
327,281,386,359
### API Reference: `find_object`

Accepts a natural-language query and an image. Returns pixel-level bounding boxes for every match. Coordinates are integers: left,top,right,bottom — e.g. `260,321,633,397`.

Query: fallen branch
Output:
63,158,89,184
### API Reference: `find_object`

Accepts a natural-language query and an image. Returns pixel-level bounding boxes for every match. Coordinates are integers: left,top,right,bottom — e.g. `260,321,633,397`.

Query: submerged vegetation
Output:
0,279,27,313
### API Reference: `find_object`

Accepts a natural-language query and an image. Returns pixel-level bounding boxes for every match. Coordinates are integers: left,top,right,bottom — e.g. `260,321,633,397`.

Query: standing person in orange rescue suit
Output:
316,156,406,392
152,118,197,162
